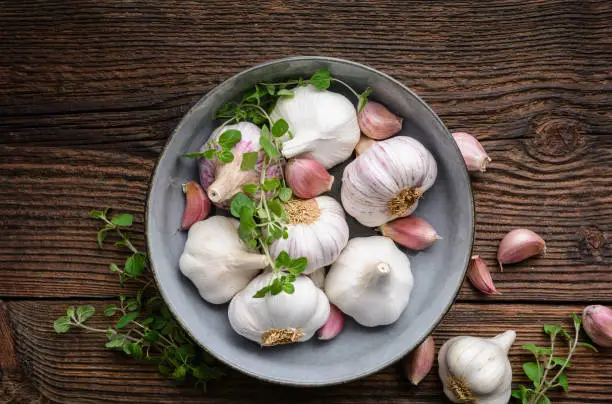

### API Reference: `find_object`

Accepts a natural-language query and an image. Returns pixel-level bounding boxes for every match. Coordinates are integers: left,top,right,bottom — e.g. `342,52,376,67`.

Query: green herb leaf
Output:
578,342,598,352
105,336,126,349
109,263,120,273
76,305,95,323
265,84,276,95
124,252,146,277
144,330,160,342
282,282,295,294
276,89,294,97
357,88,373,112
523,362,541,384
238,207,256,240
172,365,187,381
270,278,283,295
288,257,307,275
272,119,289,138
116,312,139,329
217,150,234,163
218,129,242,150
104,304,117,317
275,251,291,268
543,324,562,337
551,356,571,368
240,152,259,171
66,306,76,320
126,298,139,312
262,178,281,191
309,69,331,90
522,344,543,357
242,183,259,194
279,187,292,201
182,151,210,159
253,286,269,298
97,228,109,248
230,193,254,218
111,214,133,227
89,209,106,219
537,396,551,404
53,316,71,333
267,199,283,218
259,134,279,158
558,372,569,392
571,312,582,330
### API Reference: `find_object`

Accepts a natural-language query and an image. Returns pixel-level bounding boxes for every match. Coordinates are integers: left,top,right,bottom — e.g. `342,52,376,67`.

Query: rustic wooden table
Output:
1,1,611,402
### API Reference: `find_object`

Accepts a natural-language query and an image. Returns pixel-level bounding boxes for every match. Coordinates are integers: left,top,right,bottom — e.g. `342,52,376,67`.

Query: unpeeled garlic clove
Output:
452,132,491,172
467,255,501,295
180,181,211,230
403,335,435,385
355,135,375,155
358,101,403,140
285,158,334,199
583,305,612,348
497,228,546,270
318,304,344,340
379,216,441,250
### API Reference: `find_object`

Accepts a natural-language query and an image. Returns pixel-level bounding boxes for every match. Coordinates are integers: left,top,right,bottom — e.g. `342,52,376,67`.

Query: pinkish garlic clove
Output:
318,304,344,341
379,216,441,250
358,101,403,140
497,228,546,271
180,181,211,230
285,158,334,199
467,255,501,295
403,335,435,385
355,135,376,155
583,305,612,348
452,132,492,172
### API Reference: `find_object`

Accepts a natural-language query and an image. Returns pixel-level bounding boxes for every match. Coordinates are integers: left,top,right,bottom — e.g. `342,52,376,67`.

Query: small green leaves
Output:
104,304,117,317
523,362,541,384
97,228,109,247
54,316,71,333
271,119,289,138
124,252,146,278
89,208,108,220
309,69,331,90
77,305,95,323
183,149,216,159
230,193,254,218
115,312,139,329
571,312,582,330
357,88,372,112
242,183,259,194
543,324,562,337
276,89,294,96
111,214,133,227
558,373,569,392
262,178,280,191
218,129,241,150
279,187,292,201
578,342,598,352
259,133,279,158
240,152,259,171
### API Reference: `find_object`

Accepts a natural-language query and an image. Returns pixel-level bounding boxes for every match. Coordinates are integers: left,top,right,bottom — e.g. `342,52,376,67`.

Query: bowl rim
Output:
145,55,475,387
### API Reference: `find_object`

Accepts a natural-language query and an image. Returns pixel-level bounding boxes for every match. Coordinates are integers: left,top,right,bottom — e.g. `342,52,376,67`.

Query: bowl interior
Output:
146,57,473,386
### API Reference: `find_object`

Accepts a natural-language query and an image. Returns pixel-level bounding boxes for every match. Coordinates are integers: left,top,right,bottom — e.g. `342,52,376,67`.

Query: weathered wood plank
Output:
5,301,611,403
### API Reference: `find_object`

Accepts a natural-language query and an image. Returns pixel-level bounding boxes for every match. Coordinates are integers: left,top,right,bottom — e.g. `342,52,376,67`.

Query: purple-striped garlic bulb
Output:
341,137,437,227
199,122,279,208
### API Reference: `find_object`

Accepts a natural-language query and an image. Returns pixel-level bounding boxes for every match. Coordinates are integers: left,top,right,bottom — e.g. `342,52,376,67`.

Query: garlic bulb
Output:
341,136,437,227
270,85,360,168
179,216,268,304
308,267,326,289
199,122,279,208
438,330,516,404
228,273,330,346
325,236,414,327
269,196,349,275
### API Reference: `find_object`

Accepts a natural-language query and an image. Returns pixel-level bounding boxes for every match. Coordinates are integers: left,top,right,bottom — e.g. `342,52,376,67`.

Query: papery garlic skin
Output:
228,273,330,346
452,132,491,173
358,101,403,140
325,236,414,327
341,136,438,227
285,158,334,199
270,85,360,168
438,331,516,404
270,196,349,275
404,335,435,385
179,216,268,304
583,305,612,348
199,122,279,208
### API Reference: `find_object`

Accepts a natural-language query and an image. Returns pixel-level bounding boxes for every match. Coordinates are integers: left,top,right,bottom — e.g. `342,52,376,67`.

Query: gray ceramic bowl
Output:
146,56,474,386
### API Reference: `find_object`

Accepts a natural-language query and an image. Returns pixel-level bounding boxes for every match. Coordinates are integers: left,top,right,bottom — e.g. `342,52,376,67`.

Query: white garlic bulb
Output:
270,85,360,168
325,236,414,327
179,216,268,304
269,196,349,275
228,273,330,346
341,136,437,227
308,267,326,289
438,331,516,404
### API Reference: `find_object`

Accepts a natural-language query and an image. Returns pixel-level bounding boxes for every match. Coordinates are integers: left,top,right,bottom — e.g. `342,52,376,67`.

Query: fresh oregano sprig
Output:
512,313,598,403
54,209,222,390
183,129,242,163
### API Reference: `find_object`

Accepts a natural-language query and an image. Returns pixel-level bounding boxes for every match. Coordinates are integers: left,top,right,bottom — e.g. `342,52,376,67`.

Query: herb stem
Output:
330,78,360,99
242,104,273,126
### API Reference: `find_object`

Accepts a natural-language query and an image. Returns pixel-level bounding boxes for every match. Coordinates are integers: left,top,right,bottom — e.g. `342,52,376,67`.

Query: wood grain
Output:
5,301,611,403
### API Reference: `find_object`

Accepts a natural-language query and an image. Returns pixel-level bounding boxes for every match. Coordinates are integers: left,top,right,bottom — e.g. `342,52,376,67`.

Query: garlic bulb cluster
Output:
341,136,438,227
270,85,360,168
179,216,268,304
228,273,330,346
199,122,279,207
438,330,516,404
269,196,349,275
325,236,414,327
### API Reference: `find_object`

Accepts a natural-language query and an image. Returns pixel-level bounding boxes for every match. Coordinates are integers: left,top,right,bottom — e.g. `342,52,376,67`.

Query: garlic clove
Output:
285,158,334,199
583,305,612,348
358,101,403,140
317,304,344,340
403,335,435,385
452,132,491,172
180,181,211,230
497,228,546,270
355,135,376,155
379,216,441,250
467,255,501,295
